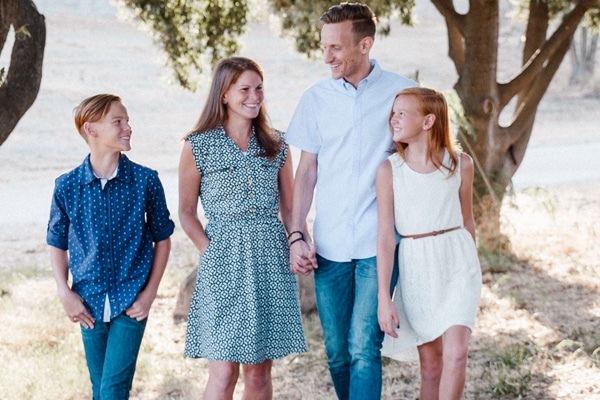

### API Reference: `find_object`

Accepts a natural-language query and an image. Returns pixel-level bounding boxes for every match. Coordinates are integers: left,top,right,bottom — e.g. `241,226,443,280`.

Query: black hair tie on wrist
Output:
288,237,305,248
287,230,304,241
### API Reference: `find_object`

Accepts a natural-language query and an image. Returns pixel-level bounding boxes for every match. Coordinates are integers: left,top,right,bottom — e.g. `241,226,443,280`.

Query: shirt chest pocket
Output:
256,162,280,192
201,162,242,199
203,164,236,177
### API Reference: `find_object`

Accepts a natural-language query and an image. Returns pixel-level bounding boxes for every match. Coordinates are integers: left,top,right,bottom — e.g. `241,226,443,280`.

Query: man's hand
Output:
290,240,317,276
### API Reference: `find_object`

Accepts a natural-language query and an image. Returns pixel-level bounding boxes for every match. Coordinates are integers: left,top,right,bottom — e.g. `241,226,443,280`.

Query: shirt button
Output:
250,206,256,212
248,178,253,185
229,166,234,172
246,164,251,168
249,193,254,198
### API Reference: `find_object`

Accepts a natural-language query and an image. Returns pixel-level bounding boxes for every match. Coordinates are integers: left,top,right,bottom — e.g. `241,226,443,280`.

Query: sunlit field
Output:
1,183,599,400
1,1,599,399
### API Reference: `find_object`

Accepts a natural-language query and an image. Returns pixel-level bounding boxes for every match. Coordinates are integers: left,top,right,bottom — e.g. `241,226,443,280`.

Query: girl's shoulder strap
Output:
388,152,406,169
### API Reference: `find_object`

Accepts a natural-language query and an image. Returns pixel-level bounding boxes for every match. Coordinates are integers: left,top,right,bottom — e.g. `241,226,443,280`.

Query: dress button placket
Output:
247,161,255,212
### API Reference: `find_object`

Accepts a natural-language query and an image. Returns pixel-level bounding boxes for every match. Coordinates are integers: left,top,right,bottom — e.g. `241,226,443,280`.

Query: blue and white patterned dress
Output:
184,127,306,364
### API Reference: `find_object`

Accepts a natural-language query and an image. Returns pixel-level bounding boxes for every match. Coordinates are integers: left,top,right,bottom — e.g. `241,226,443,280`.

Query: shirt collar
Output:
80,153,133,185
340,59,382,90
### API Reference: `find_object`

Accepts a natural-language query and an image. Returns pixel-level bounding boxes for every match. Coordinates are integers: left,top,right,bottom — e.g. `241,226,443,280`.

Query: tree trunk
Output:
0,0,45,147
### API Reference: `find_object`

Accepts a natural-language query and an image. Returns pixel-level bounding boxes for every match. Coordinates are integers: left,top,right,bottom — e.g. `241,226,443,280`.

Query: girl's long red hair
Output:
390,87,460,175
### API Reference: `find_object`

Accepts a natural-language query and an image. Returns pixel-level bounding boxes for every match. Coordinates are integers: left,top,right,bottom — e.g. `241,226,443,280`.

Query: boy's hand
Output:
126,289,155,321
59,289,95,329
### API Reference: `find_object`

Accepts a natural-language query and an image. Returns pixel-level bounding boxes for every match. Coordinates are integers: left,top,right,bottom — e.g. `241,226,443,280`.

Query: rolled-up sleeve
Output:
46,181,69,250
146,171,175,243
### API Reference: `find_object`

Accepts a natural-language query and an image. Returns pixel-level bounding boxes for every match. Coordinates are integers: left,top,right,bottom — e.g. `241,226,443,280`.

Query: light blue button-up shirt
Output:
286,60,416,261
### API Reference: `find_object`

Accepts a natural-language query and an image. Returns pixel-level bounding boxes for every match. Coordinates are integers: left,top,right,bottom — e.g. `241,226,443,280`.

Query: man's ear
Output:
360,36,373,54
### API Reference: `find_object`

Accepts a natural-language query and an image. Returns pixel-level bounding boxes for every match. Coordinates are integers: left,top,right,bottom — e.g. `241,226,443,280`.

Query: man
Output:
286,3,416,399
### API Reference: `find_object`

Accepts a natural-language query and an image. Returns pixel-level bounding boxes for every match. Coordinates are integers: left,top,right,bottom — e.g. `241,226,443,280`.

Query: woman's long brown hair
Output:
188,57,281,159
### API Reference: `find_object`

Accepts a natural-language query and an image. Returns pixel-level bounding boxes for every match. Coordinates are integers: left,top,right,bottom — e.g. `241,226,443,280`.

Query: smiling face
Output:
222,69,264,123
86,101,132,152
320,20,372,87
389,94,429,145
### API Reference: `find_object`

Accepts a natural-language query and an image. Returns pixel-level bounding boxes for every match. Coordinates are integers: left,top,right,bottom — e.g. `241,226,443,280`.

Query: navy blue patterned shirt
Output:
47,154,175,321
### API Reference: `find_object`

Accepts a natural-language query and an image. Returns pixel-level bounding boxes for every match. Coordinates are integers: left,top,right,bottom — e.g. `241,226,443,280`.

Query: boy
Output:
47,94,174,399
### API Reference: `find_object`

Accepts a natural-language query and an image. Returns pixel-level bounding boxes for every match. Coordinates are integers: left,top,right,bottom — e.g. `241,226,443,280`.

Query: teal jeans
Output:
80,314,147,399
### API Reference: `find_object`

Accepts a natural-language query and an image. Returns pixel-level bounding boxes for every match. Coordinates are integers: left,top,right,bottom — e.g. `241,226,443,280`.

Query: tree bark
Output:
0,0,45,147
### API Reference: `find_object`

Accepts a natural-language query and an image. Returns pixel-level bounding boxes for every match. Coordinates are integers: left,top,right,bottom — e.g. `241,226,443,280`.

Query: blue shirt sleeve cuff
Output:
46,231,68,250
152,220,175,243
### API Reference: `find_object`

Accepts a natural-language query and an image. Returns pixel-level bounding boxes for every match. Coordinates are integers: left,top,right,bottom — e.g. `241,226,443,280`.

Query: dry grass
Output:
1,183,599,399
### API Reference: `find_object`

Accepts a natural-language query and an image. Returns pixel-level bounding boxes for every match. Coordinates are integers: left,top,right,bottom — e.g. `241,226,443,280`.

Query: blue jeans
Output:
80,314,147,400
314,251,399,400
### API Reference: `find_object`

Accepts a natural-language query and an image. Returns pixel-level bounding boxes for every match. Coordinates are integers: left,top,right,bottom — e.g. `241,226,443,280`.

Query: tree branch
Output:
431,0,463,28
522,0,549,63
499,1,595,108
432,0,467,76
511,38,572,137
0,1,11,51
0,0,45,147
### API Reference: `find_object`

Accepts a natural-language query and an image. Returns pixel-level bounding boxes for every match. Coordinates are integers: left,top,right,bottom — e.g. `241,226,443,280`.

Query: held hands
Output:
378,296,400,338
288,231,317,275
290,240,317,275
58,288,95,329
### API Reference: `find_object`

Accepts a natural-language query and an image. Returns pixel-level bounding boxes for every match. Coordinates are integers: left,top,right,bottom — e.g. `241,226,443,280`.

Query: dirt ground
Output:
0,1,599,399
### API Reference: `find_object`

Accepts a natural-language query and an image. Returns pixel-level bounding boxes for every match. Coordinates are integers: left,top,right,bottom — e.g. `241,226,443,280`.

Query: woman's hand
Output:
290,239,317,275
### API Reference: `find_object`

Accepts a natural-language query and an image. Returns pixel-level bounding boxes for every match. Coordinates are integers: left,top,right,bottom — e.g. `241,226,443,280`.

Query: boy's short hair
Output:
320,2,377,43
74,94,122,138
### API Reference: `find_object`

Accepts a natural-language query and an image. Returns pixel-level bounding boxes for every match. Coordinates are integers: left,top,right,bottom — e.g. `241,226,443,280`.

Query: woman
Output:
178,57,306,399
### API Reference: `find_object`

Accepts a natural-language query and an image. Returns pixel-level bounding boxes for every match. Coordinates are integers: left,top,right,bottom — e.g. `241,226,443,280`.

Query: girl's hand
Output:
378,297,400,338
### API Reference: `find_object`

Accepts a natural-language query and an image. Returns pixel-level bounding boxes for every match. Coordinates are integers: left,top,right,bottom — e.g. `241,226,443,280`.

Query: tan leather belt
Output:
401,226,462,240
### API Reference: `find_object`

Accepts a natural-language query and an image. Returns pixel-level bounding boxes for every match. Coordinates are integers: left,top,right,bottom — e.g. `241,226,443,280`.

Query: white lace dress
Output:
382,151,482,361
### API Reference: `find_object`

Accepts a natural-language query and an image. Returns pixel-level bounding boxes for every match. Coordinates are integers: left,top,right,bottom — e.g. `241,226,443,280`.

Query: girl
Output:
376,87,482,400
178,57,306,399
